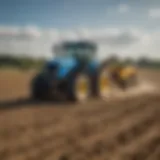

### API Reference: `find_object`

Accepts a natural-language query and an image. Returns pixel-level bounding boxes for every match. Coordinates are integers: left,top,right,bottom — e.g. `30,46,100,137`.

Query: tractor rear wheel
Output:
91,66,112,100
67,73,91,102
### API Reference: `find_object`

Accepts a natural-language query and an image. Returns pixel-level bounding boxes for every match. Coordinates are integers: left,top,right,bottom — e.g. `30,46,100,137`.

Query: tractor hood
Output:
46,57,77,79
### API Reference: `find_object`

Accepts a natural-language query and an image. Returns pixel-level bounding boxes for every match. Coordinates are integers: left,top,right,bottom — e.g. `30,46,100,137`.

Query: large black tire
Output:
91,65,112,99
31,74,51,100
66,72,91,102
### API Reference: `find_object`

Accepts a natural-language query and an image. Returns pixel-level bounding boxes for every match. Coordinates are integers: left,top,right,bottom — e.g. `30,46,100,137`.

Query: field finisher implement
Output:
31,41,138,102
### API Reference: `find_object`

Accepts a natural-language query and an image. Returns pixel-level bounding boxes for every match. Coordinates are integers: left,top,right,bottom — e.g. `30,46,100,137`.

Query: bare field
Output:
0,69,160,160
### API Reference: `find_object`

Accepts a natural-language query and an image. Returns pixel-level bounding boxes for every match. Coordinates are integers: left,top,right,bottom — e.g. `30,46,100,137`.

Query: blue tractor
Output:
31,41,111,102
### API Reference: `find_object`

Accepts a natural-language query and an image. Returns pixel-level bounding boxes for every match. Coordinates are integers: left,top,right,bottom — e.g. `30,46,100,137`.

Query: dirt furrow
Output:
0,69,160,160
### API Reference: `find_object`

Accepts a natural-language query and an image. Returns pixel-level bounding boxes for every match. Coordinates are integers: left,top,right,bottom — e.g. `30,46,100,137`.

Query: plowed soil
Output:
0,69,159,160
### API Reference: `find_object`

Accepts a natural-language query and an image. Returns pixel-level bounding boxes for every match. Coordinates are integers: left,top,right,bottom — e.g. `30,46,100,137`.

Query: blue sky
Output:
0,0,121,27
0,0,160,59
0,0,159,28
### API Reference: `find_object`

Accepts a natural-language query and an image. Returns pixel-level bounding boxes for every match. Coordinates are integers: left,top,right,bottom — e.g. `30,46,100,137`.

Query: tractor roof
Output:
61,41,97,51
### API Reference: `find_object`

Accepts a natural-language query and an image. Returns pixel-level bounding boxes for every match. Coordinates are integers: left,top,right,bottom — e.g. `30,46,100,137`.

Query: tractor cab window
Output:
74,48,94,62
54,45,72,58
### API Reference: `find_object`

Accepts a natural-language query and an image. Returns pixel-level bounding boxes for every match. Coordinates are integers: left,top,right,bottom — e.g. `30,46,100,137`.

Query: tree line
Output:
0,54,160,70
0,54,46,70
102,55,160,69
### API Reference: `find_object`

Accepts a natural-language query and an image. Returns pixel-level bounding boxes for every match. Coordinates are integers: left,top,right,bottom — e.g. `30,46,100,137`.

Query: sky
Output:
0,0,160,60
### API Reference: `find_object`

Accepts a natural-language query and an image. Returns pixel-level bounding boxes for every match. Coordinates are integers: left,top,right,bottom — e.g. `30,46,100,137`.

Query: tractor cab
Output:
53,41,97,64
44,41,99,79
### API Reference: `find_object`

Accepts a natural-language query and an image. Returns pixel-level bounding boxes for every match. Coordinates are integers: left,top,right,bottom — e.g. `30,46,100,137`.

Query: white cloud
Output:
0,26,160,60
118,4,129,13
149,8,160,19
0,26,41,41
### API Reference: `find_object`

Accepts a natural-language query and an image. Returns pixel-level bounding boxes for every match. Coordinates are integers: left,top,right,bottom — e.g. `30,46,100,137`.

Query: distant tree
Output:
102,54,120,66
137,57,150,67
0,54,46,70
137,56,160,69
123,57,135,65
